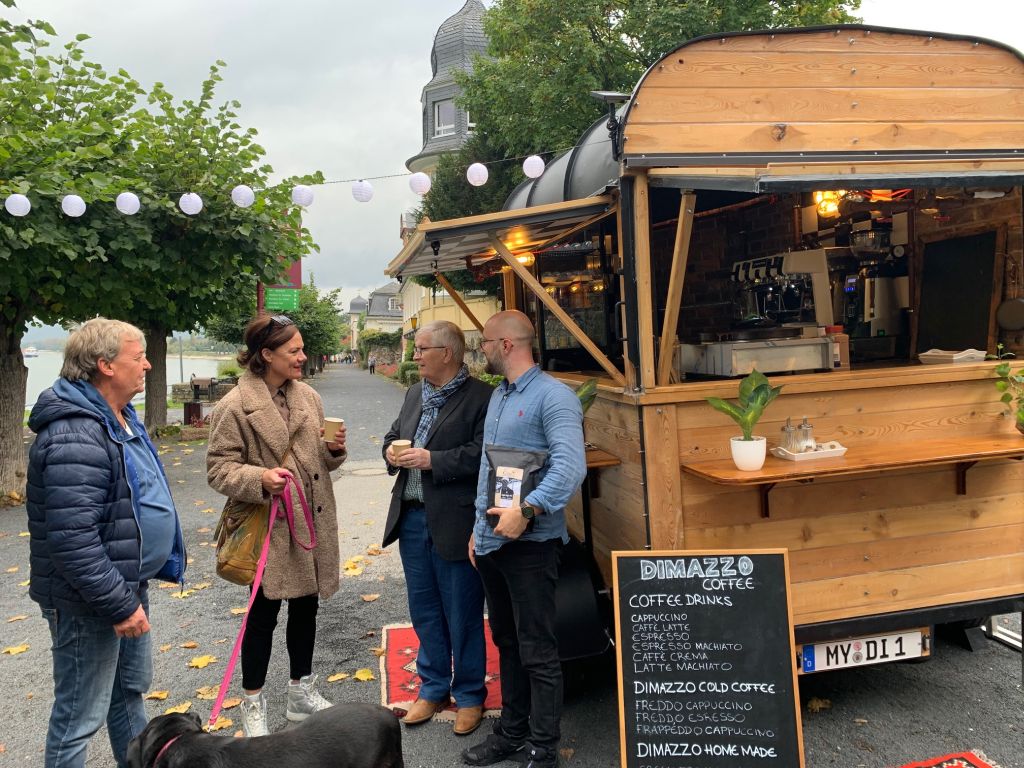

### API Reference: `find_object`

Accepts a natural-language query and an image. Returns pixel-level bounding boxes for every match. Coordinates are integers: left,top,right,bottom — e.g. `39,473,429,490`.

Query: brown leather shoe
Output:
453,705,484,736
402,697,448,726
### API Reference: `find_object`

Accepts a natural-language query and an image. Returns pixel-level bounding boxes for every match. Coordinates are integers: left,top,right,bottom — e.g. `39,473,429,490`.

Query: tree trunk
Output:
144,327,168,433
0,320,29,503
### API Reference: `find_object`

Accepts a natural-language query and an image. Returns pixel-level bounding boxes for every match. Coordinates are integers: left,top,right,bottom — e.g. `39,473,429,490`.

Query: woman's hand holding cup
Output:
322,417,346,453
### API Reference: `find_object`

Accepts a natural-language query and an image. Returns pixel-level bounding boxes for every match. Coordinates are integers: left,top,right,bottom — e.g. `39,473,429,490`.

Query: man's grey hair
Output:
60,318,145,382
420,320,465,361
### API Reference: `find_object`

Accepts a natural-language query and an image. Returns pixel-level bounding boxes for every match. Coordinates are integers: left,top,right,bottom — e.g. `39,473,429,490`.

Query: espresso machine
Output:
678,250,835,377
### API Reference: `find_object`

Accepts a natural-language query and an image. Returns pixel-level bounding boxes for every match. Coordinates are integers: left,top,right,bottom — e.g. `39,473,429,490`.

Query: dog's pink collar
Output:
154,734,181,766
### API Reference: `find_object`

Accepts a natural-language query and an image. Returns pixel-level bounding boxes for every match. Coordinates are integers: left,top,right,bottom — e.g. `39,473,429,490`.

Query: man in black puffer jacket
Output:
27,318,186,768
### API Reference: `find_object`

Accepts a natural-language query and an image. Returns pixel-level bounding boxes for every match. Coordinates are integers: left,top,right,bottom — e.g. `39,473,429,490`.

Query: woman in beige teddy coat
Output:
207,313,346,737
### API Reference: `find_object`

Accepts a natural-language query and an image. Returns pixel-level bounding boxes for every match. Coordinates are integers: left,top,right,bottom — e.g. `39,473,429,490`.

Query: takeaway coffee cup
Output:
392,439,412,458
323,417,344,442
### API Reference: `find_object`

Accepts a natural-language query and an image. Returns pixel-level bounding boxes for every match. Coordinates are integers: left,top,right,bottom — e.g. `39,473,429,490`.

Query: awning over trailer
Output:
386,195,615,278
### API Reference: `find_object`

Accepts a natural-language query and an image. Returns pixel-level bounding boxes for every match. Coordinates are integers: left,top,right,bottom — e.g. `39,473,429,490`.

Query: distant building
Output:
364,282,404,333
405,0,487,175
348,295,368,353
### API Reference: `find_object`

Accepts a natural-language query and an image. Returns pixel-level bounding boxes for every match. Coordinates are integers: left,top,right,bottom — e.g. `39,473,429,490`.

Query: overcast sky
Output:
6,0,1024,318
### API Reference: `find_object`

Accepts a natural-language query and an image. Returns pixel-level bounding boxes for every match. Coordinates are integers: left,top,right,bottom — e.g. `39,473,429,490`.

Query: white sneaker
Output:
286,673,333,722
240,692,269,737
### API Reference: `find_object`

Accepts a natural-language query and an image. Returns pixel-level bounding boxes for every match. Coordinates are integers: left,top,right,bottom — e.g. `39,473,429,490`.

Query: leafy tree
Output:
456,0,861,159
0,19,320,498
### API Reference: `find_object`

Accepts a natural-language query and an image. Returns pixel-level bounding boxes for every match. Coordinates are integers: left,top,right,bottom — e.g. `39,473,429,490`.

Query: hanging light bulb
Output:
291,185,314,207
813,190,845,218
4,193,31,217
61,195,86,217
179,192,203,215
516,252,536,267
522,155,545,179
466,163,489,187
409,172,432,196
116,192,140,215
231,184,255,208
351,179,374,203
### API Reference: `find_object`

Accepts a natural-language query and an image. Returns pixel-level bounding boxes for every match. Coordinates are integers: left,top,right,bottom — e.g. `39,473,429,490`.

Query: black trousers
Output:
241,585,319,690
476,539,562,750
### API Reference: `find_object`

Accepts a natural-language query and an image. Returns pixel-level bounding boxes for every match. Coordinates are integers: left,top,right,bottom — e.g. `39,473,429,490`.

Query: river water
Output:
23,349,230,407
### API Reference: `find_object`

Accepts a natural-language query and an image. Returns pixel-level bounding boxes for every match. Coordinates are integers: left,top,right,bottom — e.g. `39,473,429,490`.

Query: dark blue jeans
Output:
399,505,486,706
42,594,152,768
476,538,562,750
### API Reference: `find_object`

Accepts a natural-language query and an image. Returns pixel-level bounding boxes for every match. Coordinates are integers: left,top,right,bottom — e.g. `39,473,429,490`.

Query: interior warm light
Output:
516,252,535,267
813,190,846,218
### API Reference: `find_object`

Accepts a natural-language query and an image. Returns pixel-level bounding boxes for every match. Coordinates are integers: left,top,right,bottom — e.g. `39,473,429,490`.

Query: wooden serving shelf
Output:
681,434,1024,518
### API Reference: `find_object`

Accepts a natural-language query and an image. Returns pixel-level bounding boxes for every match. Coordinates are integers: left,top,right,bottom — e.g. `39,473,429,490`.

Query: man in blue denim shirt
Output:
463,311,586,768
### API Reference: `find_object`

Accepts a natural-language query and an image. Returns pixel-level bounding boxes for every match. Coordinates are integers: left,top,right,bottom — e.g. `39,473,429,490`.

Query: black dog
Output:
127,703,404,768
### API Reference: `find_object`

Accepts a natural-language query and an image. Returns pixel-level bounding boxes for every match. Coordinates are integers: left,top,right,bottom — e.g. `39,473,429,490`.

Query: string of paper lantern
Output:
0,141,600,218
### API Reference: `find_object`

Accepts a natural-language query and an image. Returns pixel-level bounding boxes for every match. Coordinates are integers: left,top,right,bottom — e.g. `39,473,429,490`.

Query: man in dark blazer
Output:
383,320,493,737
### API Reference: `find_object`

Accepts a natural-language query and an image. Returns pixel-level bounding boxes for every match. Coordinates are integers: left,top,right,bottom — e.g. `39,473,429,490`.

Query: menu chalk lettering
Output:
613,550,804,768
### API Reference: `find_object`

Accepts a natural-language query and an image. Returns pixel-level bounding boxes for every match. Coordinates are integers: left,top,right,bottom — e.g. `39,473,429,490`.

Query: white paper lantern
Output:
179,192,203,215
116,191,140,215
61,194,86,217
523,155,545,179
351,179,374,203
4,193,31,217
409,172,432,196
466,162,489,187
291,185,314,207
231,184,255,208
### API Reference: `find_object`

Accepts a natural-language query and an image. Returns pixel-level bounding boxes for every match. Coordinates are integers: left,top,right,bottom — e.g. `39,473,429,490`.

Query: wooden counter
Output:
681,434,1024,517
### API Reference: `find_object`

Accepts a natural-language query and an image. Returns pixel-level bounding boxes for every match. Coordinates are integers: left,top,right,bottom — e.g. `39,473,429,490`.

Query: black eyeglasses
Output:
252,314,295,349
413,345,446,356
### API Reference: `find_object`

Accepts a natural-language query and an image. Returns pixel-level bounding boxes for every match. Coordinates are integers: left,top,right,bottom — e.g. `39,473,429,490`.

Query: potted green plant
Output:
993,358,1024,435
706,369,783,470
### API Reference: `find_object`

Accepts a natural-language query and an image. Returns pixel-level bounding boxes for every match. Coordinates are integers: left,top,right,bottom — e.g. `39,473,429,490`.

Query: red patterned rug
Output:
895,752,999,768
380,620,502,721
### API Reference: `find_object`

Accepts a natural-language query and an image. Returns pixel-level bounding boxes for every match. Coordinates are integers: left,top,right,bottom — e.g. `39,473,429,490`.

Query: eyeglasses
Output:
252,314,295,350
269,314,294,327
413,345,446,356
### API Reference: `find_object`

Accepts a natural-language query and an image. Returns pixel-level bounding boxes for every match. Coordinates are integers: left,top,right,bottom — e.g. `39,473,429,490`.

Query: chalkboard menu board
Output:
613,550,804,768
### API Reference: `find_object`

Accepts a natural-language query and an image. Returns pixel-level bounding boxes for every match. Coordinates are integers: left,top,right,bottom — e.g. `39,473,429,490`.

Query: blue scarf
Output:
414,364,469,448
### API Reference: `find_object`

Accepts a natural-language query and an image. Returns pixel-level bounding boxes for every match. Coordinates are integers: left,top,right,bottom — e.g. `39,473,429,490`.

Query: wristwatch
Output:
520,502,538,520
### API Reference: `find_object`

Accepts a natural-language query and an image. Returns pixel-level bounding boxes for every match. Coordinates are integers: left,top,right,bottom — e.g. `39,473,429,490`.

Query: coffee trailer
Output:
388,25,1024,670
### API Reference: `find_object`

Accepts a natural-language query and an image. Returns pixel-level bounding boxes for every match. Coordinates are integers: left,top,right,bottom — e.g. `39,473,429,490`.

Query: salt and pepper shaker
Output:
780,417,798,453
798,416,816,452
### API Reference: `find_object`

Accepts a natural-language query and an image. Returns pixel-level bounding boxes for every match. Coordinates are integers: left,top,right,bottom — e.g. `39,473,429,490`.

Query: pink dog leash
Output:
207,473,316,729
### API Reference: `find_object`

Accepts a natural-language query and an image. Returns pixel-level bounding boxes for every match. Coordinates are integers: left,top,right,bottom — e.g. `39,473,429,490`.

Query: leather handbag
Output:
214,434,299,586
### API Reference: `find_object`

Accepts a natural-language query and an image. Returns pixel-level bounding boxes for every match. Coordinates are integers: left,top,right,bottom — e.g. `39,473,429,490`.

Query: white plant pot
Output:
730,436,767,471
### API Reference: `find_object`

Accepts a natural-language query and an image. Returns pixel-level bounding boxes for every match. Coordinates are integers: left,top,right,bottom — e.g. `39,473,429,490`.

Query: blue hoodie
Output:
26,379,186,622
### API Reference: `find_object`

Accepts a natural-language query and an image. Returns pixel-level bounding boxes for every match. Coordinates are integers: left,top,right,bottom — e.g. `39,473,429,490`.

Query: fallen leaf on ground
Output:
18,531,29,537
172,462,182,467
188,655,218,669
180,641,199,649
207,716,232,732
807,697,832,713
159,644,173,653
186,558,195,564
158,582,180,589
7,615,28,623
200,508,215,514
214,638,227,644
559,748,575,760
5,566,19,573
371,647,385,657
164,701,192,714
192,582,212,590
25,692,33,699
221,697,242,709
194,500,206,506
233,730,244,738
0,742,5,753
195,685,220,700
353,668,376,682
366,545,383,556
853,718,869,725
182,449,195,455
176,480,185,484
327,672,350,682
361,521,374,526
229,607,248,615
199,542,210,547
360,594,380,602
144,691,169,700
170,590,195,599
2,643,29,655
197,527,212,534
18,579,30,587
342,560,364,577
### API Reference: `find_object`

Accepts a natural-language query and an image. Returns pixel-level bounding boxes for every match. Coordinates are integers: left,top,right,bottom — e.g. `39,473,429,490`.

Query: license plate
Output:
800,629,927,673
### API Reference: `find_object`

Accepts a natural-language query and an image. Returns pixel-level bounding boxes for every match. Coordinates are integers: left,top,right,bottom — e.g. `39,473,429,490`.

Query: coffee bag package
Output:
493,466,524,508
